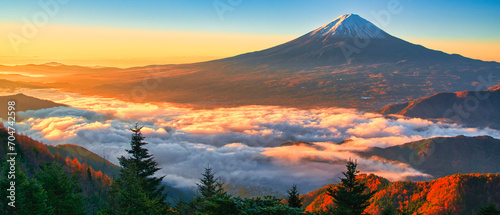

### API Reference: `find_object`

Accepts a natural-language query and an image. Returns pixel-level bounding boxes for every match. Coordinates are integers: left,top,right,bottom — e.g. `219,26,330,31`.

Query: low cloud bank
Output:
11,89,500,193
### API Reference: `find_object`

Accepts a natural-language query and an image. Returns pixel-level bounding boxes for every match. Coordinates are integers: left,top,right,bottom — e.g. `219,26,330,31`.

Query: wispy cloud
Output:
0,71,46,77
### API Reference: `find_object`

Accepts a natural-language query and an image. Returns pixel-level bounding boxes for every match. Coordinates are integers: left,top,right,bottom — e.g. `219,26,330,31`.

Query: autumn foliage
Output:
0,124,113,196
303,173,500,214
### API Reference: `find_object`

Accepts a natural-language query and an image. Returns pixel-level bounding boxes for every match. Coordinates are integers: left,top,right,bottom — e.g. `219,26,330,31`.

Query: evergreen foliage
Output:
15,170,54,215
477,203,500,215
36,162,86,215
119,124,167,202
326,158,375,215
104,124,172,214
196,165,225,198
175,165,306,215
0,165,54,215
287,184,303,208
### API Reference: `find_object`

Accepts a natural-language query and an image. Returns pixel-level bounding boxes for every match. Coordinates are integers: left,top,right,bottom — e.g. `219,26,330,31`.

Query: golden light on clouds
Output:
13,89,500,189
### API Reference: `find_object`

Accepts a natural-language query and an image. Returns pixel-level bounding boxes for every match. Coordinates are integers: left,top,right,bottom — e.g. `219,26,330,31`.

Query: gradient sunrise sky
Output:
1,0,499,67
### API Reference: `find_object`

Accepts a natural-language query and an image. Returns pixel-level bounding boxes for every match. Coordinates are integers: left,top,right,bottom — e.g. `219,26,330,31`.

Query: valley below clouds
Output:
11,89,500,194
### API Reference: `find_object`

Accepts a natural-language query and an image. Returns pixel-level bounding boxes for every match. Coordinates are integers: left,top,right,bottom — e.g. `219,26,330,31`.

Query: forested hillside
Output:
0,123,112,214
302,173,500,214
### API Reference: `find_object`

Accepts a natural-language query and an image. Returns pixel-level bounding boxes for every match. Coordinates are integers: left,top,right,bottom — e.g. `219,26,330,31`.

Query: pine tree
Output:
477,203,500,215
197,164,225,198
287,184,303,208
118,124,167,202
103,124,171,215
192,165,237,214
36,162,86,215
109,164,168,215
326,158,375,215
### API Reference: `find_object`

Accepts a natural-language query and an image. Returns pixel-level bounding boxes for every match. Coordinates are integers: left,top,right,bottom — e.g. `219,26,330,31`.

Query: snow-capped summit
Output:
225,13,470,67
307,14,388,39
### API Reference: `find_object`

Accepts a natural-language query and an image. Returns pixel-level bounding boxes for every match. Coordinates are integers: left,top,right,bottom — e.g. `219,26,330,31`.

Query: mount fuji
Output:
306,14,388,39
223,13,475,67
12,14,499,109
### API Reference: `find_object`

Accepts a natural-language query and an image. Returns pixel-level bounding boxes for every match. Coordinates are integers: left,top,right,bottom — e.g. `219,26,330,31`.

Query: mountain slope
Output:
380,85,500,128
302,174,390,212
356,135,500,178
46,144,120,178
0,123,112,196
224,14,471,67
302,173,500,214
0,93,68,121
86,14,500,109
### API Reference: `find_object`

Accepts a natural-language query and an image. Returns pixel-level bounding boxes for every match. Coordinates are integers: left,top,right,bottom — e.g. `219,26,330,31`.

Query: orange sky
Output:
0,23,295,68
405,37,500,63
1,23,499,68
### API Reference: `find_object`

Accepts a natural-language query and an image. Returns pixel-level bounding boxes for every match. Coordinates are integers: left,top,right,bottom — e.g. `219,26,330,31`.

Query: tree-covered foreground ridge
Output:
1,123,500,214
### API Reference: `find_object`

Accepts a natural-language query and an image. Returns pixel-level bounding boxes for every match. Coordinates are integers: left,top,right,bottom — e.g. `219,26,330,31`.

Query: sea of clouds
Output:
8,89,500,193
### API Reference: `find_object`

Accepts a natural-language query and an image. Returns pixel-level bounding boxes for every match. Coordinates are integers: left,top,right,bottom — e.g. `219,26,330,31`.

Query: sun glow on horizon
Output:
0,22,296,68
1,1,499,67
2,24,498,68
405,37,500,63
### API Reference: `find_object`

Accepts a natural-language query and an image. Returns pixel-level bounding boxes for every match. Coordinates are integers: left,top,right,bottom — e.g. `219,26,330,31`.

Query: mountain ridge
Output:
356,135,500,179
0,93,68,121
380,85,500,128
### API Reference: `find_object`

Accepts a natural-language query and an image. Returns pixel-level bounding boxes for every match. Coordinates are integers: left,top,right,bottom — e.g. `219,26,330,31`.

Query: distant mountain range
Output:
0,93,67,121
0,79,41,90
1,14,498,109
356,135,500,178
381,85,500,129
301,173,500,214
